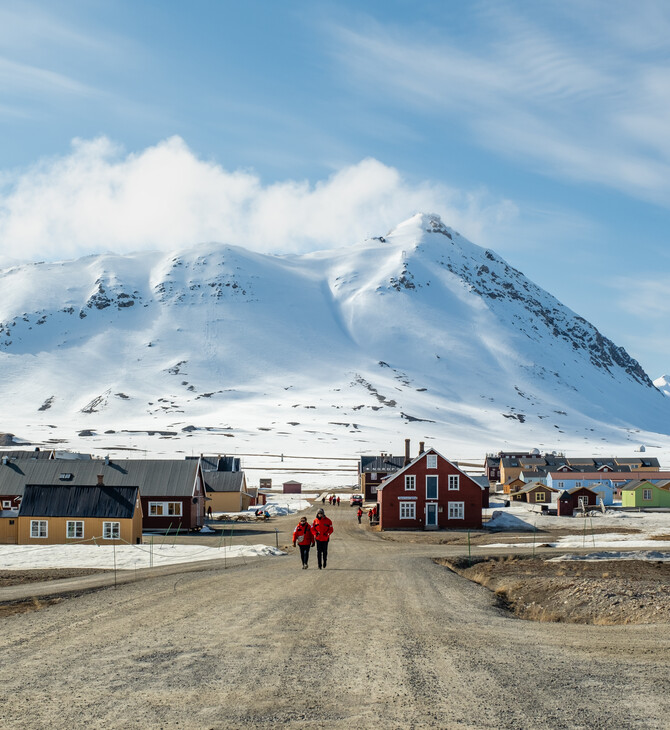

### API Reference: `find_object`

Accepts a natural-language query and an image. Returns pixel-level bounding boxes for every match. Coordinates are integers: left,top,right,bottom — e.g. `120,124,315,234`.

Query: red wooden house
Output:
377,448,484,530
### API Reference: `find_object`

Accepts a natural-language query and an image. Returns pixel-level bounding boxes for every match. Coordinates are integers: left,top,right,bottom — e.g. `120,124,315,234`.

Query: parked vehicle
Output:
350,495,363,506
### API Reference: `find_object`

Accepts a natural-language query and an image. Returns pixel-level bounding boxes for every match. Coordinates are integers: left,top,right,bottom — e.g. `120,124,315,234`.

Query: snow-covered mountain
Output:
0,213,668,478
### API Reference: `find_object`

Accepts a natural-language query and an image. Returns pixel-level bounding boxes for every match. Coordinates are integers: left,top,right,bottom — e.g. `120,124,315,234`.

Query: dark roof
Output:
189,455,241,472
204,472,245,493
0,459,201,498
19,485,138,519
0,449,53,461
360,455,405,473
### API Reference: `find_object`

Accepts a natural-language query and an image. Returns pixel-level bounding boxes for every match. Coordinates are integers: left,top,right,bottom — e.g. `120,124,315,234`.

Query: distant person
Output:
292,516,315,569
322,496,326,505
372,506,377,522
207,505,213,519
357,507,363,524
336,496,340,507
328,495,333,505
368,508,373,524
312,508,334,569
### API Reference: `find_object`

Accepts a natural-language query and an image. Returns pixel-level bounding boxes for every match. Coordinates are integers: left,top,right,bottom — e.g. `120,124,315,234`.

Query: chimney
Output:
404,439,411,466
104,455,110,466
419,441,425,455
1,456,7,465
97,474,104,486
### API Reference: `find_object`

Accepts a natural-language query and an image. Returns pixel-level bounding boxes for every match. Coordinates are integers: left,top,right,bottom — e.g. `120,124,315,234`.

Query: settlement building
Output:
377,448,484,530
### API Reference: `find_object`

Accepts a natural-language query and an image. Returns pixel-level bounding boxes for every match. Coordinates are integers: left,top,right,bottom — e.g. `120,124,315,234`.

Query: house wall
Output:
378,453,482,530
0,516,18,544
207,491,242,513
622,485,670,508
0,494,21,510
283,483,302,494
17,516,139,545
141,496,192,531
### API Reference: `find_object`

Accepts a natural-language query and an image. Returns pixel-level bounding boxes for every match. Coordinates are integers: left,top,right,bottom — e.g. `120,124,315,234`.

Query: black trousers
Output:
299,544,311,565
316,540,329,567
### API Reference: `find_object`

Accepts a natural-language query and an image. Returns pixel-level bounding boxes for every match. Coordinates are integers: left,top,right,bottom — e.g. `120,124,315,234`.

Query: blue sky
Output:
0,0,669,377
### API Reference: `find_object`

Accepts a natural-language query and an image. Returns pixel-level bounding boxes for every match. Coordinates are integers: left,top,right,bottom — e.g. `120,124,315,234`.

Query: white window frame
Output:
66,520,84,539
426,475,438,500
399,501,416,519
2,500,11,509
535,492,545,502
448,502,464,520
557,481,564,488
643,488,652,501
405,474,416,491
102,521,120,540
448,475,459,491
426,454,437,469
30,520,48,538
575,481,582,488
577,496,589,509
149,501,182,517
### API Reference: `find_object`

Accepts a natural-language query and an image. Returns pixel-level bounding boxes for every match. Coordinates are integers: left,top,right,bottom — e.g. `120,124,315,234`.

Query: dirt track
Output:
1,507,669,729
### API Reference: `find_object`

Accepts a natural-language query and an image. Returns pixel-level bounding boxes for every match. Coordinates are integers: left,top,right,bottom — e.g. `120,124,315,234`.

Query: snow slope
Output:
0,213,668,481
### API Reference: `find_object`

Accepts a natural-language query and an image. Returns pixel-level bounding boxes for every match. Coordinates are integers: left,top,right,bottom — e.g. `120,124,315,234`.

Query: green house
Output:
621,480,670,508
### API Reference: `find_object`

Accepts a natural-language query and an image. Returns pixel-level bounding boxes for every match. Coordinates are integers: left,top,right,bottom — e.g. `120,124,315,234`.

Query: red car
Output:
349,495,363,506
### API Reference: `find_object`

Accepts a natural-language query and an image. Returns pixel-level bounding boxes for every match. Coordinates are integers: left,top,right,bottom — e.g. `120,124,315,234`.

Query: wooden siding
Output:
17,515,140,545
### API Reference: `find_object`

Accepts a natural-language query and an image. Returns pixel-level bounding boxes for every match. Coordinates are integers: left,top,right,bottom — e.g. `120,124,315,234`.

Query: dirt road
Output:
0,506,668,729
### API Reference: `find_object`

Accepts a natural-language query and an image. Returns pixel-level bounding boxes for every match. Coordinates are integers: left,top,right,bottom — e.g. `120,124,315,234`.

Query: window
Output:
66,520,84,539
405,475,416,491
448,502,464,519
149,501,182,517
557,481,564,488
370,472,377,481
577,496,589,509
2,500,11,509
448,475,459,491
399,501,416,519
643,488,652,501
103,522,120,540
30,520,48,538
371,484,378,494
535,492,545,502
426,454,437,469
575,481,582,488
426,475,438,500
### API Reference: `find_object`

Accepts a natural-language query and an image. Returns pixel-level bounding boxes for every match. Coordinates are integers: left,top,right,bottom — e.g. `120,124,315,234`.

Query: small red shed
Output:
557,486,598,516
377,448,484,530
282,480,302,494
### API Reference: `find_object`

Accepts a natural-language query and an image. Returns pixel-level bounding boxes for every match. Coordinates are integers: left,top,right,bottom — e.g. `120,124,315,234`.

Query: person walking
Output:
368,508,373,524
336,496,340,507
328,495,333,505
357,507,363,524
292,516,315,569
321,496,326,505
312,508,334,569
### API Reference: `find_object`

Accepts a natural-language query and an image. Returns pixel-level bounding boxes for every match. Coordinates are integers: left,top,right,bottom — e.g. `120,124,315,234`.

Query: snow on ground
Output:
549,551,670,562
0,543,285,570
483,503,670,551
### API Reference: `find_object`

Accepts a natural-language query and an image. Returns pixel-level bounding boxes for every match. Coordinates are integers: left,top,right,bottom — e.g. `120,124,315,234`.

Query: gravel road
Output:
1,506,668,729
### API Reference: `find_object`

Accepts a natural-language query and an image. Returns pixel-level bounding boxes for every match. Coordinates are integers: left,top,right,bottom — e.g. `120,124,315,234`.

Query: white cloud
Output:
0,136,519,263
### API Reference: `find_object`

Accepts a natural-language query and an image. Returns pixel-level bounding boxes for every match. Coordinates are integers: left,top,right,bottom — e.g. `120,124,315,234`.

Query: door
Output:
425,503,438,529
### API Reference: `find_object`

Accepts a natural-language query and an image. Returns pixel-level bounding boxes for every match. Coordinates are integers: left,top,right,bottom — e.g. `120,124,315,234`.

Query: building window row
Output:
29,520,121,540
149,501,182,517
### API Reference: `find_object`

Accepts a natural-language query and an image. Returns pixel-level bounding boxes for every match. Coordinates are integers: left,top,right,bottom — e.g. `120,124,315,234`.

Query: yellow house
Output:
16,483,142,545
204,472,252,513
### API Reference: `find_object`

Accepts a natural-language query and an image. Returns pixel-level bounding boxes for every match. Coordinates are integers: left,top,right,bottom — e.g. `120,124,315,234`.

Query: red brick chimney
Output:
404,439,411,466
97,474,104,486
419,441,425,455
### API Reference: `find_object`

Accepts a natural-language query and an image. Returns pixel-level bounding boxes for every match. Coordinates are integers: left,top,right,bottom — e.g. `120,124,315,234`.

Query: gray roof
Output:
204,471,246,493
514,481,557,495
0,459,201,498
360,455,405,473
20,485,138,519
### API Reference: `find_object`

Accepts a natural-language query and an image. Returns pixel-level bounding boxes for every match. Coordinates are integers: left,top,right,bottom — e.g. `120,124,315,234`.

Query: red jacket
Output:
292,522,314,546
311,515,334,542
357,508,363,517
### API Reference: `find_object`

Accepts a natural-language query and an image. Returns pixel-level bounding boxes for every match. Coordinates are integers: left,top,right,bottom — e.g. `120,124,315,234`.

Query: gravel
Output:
0,508,669,728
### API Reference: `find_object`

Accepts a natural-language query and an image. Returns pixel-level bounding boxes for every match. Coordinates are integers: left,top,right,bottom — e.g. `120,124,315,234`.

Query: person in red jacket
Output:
292,516,315,569
356,506,363,524
311,508,334,569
